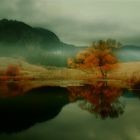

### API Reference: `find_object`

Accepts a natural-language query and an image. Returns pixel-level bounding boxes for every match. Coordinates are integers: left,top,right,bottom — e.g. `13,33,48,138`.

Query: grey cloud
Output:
0,0,140,45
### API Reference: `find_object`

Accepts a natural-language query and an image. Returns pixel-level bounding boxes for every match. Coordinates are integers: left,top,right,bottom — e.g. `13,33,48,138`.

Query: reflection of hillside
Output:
68,82,124,119
0,86,69,133
0,81,24,98
132,81,140,98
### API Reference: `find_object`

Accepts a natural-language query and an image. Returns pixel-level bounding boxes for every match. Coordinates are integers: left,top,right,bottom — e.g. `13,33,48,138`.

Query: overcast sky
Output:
0,0,140,46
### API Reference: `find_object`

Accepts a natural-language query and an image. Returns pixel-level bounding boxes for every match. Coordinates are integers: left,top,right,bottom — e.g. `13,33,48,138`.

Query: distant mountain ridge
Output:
0,19,60,46
0,19,84,66
0,19,139,66
114,45,140,62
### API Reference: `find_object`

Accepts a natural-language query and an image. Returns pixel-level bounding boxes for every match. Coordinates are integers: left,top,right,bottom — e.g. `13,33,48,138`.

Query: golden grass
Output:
0,57,140,92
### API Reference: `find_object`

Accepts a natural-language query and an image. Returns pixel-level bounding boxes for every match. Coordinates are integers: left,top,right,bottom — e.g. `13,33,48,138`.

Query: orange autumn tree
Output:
68,39,120,79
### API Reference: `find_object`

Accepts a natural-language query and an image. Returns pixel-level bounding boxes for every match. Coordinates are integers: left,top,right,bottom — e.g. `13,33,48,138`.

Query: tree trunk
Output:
99,66,108,86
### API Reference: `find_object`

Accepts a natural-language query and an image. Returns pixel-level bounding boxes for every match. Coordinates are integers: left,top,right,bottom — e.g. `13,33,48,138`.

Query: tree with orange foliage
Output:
6,65,20,77
68,39,120,79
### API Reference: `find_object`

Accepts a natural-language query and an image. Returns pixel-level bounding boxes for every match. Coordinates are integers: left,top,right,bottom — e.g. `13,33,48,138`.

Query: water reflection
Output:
68,82,124,119
0,80,139,133
0,86,69,133
0,81,24,98
132,80,140,98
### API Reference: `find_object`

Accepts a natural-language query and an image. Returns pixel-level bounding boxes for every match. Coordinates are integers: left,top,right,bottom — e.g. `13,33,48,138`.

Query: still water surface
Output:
0,85,139,140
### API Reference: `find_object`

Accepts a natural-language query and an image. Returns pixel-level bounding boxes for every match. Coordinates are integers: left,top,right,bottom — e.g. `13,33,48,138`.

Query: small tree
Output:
68,39,119,79
6,65,20,77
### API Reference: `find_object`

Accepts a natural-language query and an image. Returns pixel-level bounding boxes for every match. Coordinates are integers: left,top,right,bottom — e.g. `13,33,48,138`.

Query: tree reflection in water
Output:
132,80,140,99
0,86,69,133
68,82,124,119
0,81,24,98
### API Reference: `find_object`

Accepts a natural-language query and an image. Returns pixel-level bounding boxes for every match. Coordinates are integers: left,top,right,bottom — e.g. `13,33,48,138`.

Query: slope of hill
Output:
110,62,140,79
0,19,60,47
0,19,85,66
0,19,140,67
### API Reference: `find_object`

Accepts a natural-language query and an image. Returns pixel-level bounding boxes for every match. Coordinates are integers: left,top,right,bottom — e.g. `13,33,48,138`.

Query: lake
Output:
0,84,140,140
